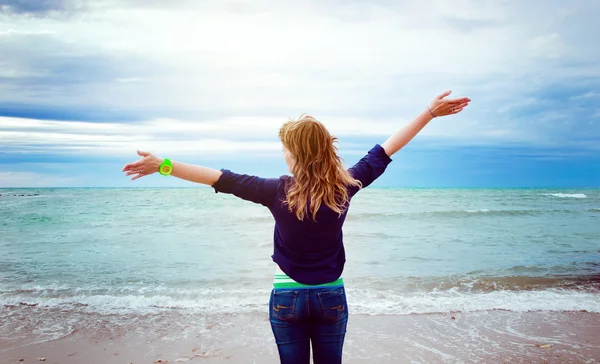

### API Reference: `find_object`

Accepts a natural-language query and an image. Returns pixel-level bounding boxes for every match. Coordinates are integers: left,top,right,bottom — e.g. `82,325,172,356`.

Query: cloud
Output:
116,78,145,83
530,33,565,59
0,29,162,111
1,1,591,109
0,0,85,16
0,0,64,13
570,91,600,100
442,16,500,33
1,0,600,160
2,109,598,163
0,29,56,36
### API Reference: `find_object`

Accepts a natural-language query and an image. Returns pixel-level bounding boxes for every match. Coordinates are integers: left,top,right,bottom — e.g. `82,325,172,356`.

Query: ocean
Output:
1,187,599,348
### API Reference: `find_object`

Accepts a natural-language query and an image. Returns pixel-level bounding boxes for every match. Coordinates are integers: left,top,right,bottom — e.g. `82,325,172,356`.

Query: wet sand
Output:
2,310,600,364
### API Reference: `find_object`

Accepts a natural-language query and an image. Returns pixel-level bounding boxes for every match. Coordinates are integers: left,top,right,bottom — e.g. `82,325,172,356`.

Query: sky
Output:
0,0,599,188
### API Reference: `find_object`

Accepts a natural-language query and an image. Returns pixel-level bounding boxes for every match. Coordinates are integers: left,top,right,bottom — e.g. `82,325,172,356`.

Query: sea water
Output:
1,187,599,344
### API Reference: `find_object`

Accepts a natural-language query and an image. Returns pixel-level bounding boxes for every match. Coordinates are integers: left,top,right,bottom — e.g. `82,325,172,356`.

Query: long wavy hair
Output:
278,115,362,221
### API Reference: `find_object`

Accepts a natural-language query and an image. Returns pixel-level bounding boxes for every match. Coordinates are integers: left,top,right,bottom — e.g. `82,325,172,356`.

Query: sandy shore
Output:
2,310,600,364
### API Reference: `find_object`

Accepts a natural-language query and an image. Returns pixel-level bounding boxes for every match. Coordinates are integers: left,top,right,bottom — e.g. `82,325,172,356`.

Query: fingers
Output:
450,102,469,111
125,168,146,180
436,90,452,100
446,97,471,104
122,160,143,172
450,102,470,114
124,169,142,176
131,172,146,181
137,150,150,157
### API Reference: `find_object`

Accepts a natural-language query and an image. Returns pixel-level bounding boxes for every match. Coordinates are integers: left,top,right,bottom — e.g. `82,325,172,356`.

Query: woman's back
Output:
212,144,393,284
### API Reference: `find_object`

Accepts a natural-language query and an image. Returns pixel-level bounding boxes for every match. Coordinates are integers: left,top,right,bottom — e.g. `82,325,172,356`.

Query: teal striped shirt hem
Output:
273,269,344,288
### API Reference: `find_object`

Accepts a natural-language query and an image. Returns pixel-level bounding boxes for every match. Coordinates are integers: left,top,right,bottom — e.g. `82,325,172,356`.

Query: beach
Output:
1,187,599,363
2,310,600,363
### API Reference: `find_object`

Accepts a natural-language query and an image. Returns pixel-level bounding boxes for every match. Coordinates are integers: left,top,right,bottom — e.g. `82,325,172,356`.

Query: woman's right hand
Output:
121,150,163,181
428,91,471,117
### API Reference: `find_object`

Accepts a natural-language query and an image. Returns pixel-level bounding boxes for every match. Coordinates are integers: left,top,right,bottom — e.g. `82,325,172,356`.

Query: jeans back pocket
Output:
317,288,348,322
271,289,299,321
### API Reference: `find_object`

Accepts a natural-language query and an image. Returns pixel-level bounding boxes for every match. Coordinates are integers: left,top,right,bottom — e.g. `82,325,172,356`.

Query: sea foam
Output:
543,193,587,199
2,286,599,316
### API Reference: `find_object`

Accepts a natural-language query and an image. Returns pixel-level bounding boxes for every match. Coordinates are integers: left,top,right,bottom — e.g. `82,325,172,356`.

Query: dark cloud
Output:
0,31,169,119
0,0,237,13
0,33,143,84
0,0,73,14
0,102,146,122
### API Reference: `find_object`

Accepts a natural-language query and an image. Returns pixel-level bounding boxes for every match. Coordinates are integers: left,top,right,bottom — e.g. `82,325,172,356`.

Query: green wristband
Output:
159,158,173,176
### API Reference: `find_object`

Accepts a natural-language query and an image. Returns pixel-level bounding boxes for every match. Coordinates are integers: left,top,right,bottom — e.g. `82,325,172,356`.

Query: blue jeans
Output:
269,286,348,364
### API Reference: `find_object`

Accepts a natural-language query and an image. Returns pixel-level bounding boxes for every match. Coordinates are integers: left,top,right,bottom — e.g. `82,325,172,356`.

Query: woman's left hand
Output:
122,150,163,181
428,91,471,117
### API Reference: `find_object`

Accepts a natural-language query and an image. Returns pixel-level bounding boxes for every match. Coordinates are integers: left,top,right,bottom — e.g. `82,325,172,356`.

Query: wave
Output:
542,193,587,199
347,289,600,315
1,287,269,315
352,272,600,294
2,275,599,316
348,208,580,219
0,193,41,197
423,274,600,293
2,288,599,316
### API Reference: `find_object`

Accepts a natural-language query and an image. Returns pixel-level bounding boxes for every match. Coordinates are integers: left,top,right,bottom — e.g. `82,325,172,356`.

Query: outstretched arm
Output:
121,151,278,207
121,150,222,185
381,91,470,157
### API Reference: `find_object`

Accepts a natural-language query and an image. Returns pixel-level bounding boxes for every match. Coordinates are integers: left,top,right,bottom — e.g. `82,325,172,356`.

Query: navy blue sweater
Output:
212,144,392,285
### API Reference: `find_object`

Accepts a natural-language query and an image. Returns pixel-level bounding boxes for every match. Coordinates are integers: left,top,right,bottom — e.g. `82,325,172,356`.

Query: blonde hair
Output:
278,115,362,221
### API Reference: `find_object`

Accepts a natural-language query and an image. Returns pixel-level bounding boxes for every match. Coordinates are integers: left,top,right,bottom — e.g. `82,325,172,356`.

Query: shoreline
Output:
2,310,599,364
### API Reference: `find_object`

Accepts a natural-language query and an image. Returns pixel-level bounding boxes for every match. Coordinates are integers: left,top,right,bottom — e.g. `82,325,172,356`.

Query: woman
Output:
122,91,470,363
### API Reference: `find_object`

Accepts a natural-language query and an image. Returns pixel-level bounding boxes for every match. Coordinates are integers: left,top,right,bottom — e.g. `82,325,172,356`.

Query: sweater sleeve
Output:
348,144,393,192
211,169,280,207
